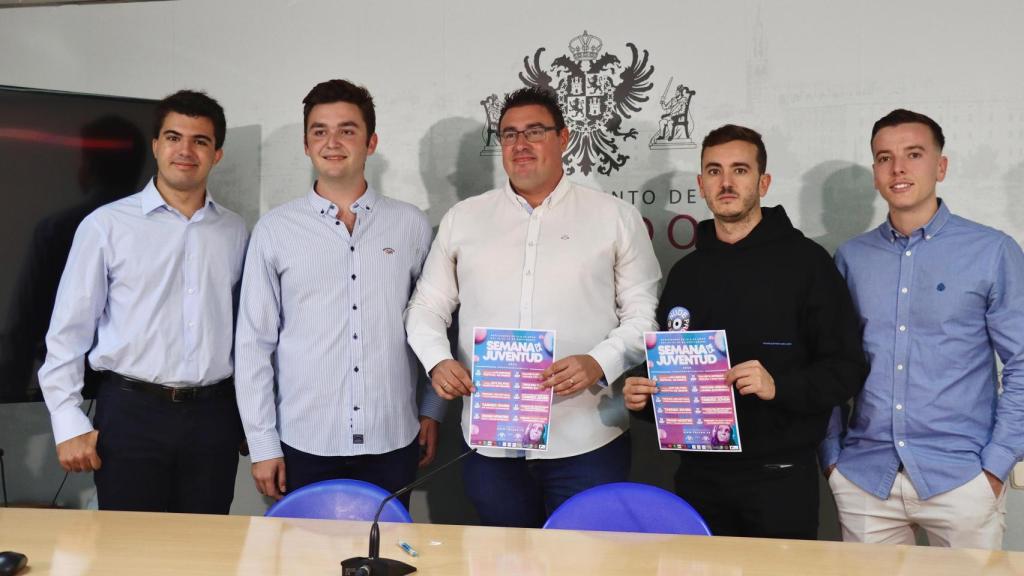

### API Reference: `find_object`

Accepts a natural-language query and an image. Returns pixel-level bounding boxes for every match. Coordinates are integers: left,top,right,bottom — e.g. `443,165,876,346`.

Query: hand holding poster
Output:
469,327,555,451
645,330,741,452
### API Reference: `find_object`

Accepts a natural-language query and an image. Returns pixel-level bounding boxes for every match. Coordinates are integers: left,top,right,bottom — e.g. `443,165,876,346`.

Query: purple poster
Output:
645,330,742,452
469,327,555,451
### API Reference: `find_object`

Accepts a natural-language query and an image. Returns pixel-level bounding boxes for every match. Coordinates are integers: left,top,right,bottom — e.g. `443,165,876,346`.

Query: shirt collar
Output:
140,177,218,216
502,173,571,213
308,184,380,219
879,197,950,242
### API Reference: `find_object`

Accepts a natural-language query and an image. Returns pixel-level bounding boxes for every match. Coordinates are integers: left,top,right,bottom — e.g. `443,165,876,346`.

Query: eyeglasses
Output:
498,126,559,147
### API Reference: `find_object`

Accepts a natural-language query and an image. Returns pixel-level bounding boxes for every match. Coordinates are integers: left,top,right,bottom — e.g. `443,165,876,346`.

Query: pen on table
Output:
397,540,419,557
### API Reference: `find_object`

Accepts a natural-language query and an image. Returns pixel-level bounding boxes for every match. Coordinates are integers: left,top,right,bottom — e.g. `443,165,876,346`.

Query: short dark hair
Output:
871,109,945,150
701,124,767,174
302,79,376,143
498,87,566,131
153,90,226,150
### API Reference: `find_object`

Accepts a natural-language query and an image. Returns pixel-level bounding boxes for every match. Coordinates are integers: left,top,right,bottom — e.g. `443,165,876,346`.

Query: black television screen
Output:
0,86,157,403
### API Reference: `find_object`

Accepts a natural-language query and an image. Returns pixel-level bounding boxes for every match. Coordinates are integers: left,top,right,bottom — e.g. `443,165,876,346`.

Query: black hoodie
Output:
650,205,867,461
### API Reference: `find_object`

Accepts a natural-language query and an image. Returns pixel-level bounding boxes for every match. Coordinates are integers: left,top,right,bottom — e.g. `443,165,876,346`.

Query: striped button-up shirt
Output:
235,187,444,463
38,179,248,444
406,177,660,459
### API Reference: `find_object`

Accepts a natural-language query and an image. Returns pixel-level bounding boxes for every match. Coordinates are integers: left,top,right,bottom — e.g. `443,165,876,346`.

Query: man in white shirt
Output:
406,87,660,527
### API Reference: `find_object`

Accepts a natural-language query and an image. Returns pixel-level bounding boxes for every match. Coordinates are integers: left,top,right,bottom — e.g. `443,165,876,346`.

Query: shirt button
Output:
898,440,906,447
335,221,340,226
353,334,358,340
899,325,906,332
900,287,908,294
896,404,903,410
350,246,355,252
525,270,532,276
351,274,356,280
897,364,904,371
905,250,912,256
188,321,195,328
926,235,932,240
187,288,195,294
352,305,358,310
354,366,359,373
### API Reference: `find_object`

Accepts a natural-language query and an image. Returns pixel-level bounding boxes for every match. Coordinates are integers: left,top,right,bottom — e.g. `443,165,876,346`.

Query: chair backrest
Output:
264,479,413,522
543,482,711,535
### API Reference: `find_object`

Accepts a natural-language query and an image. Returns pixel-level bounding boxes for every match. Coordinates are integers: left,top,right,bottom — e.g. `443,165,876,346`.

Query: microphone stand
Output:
341,448,477,576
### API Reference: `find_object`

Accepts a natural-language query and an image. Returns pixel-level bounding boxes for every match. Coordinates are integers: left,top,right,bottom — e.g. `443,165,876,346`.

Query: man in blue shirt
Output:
38,91,249,513
235,80,443,508
821,109,1024,549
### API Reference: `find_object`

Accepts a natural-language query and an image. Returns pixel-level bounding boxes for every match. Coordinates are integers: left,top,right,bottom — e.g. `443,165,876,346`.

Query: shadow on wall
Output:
415,117,495,525
366,152,390,195
798,161,877,254
210,124,262,230
259,122,315,212
419,117,497,230
1005,161,1024,244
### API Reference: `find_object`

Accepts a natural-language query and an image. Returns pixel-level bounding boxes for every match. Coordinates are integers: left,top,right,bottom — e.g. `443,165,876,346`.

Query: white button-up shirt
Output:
406,177,660,459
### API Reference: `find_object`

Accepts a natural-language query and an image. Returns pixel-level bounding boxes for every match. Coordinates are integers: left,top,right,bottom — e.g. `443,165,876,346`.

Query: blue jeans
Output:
462,432,631,527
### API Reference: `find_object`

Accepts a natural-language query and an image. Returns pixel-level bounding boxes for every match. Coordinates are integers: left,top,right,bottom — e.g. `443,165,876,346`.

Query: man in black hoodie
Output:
625,124,866,539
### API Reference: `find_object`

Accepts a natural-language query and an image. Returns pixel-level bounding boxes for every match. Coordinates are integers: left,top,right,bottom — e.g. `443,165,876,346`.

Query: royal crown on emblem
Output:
568,30,602,61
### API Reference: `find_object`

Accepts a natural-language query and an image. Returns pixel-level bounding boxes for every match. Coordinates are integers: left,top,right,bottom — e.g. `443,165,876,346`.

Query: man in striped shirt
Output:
235,80,444,507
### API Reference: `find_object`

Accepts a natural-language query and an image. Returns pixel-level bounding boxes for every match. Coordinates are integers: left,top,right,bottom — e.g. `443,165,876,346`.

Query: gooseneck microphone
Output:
341,448,478,576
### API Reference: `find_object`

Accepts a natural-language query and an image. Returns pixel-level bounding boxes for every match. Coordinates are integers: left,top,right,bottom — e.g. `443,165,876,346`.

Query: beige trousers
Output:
830,468,1006,549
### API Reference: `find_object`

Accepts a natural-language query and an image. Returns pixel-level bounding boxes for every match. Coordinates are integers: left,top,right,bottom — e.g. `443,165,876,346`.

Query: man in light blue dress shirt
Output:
38,90,249,513
235,80,443,508
821,109,1024,549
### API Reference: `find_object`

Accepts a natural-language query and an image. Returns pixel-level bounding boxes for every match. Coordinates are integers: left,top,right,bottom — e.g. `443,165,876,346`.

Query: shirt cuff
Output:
247,431,284,463
587,345,624,385
51,405,95,445
981,443,1017,482
419,388,447,422
818,438,841,469
417,347,455,379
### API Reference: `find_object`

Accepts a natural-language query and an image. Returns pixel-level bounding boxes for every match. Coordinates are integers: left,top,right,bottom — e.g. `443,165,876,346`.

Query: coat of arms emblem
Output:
506,31,656,176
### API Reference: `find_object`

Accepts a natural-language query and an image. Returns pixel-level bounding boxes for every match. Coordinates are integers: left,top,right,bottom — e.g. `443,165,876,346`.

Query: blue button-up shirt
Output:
235,187,444,463
38,178,248,444
821,200,1024,499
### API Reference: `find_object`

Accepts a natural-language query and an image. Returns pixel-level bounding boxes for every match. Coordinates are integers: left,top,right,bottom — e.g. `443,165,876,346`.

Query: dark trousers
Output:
462,432,631,528
93,379,242,514
281,439,420,509
674,449,820,539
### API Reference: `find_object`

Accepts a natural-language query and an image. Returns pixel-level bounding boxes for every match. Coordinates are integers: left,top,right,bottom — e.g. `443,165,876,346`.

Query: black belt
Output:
107,372,234,403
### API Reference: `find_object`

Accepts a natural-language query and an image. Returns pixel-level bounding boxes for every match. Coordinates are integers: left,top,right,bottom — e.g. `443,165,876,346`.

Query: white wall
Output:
1,0,1023,548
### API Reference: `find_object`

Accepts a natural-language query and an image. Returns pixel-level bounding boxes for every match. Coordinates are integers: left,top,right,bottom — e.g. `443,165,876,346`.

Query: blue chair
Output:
264,479,413,522
543,482,711,535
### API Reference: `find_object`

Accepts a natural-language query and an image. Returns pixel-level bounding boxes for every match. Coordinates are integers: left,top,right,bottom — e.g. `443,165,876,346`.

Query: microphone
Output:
341,448,477,576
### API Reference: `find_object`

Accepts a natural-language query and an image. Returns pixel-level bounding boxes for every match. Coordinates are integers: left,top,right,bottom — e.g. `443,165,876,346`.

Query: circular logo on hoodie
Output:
667,306,690,332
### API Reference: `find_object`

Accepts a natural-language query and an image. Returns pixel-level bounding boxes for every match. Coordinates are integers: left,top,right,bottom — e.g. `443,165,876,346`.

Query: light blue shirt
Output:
235,187,444,463
38,178,248,444
821,200,1024,499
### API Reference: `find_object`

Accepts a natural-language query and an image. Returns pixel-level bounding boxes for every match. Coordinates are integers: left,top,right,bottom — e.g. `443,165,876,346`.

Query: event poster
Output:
645,330,742,452
469,327,555,451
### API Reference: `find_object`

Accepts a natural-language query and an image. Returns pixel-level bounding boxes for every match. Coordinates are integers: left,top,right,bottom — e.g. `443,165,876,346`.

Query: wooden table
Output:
1,508,1022,575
